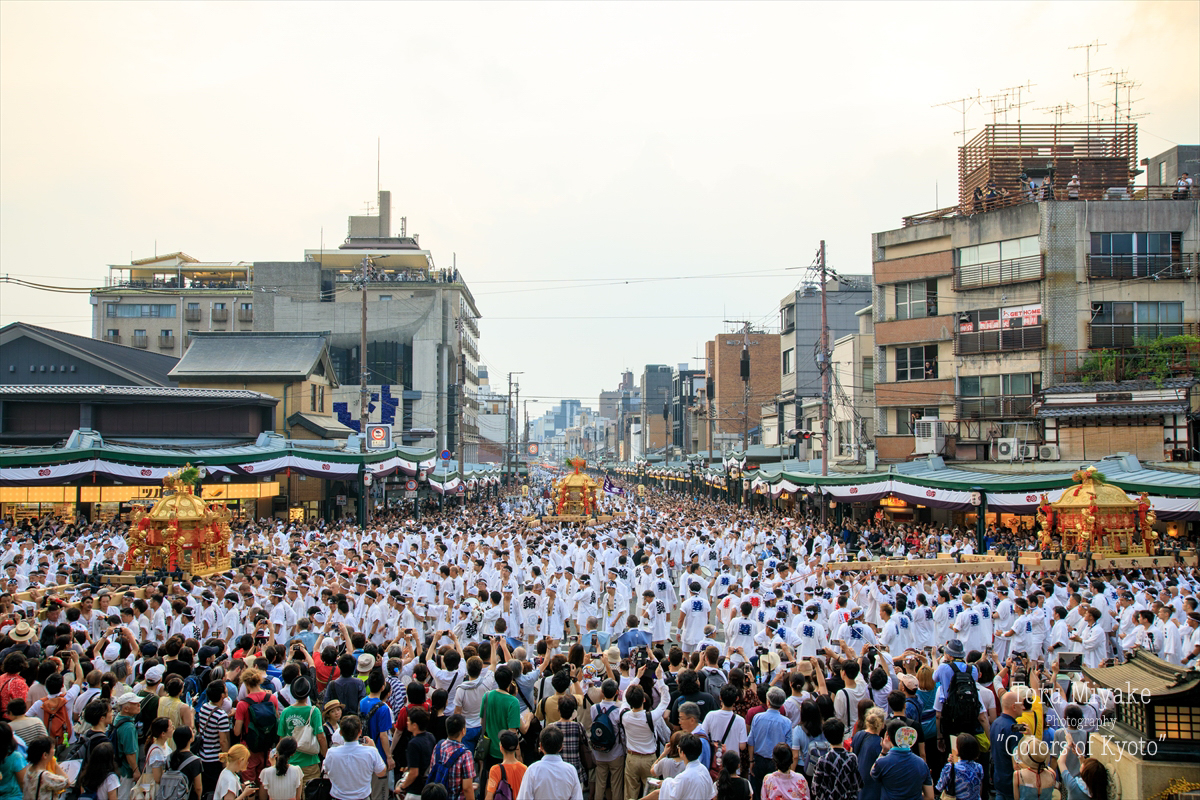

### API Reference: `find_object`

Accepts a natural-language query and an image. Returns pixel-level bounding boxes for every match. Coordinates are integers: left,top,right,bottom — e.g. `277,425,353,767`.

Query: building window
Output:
896,407,939,436
1158,162,1167,185
134,329,146,337
782,348,794,375
896,345,938,381
956,236,1041,288
895,279,938,320
105,328,119,339
106,303,176,318
311,384,317,412
837,421,852,455
240,302,252,311
160,329,172,337
1091,301,1184,347
319,386,325,413
187,302,200,310
379,295,392,302
780,304,796,333
861,357,874,392
958,372,1041,418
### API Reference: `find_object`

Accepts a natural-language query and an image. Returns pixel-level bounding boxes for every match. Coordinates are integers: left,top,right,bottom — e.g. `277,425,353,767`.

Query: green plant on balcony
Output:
1080,334,1200,386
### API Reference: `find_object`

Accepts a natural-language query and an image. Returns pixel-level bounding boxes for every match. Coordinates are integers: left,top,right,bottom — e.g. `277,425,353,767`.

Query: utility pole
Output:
819,240,830,478
505,371,522,484
357,256,371,527
514,382,521,477
455,316,466,477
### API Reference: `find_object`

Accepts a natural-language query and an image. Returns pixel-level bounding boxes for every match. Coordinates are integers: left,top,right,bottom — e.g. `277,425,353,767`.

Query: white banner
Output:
985,488,1068,513
823,481,892,501
238,456,358,480
889,480,977,510
0,460,98,483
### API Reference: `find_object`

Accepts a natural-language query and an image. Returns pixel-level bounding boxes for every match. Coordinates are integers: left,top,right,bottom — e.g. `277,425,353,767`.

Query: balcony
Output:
131,335,149,349
956,396,1035,420
183,308,202,322
955,254,1044,290
106,279,250,291
1089,322,1198,349
102,334,121,344
955,324,1045,355
1087,253,1196,280
158,335,176,349
237,308,254,323
211,308,229,322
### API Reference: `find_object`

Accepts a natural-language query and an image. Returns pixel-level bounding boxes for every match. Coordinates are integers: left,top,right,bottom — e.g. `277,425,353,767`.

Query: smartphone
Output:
950,736,959,755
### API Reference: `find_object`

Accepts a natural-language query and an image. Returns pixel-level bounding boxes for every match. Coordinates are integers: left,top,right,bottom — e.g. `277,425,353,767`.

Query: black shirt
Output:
405,731,436,793
669,691,717,726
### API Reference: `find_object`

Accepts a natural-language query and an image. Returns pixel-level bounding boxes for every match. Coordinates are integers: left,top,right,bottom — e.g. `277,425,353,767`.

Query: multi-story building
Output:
93,191,482,455
93,252,255,356
703,328,781,451
779,275,872,403
872,126,1199,463
640,365,673,454
1146,145,1199,194
600,371,641,459
830,306,876,462
671,365,704,456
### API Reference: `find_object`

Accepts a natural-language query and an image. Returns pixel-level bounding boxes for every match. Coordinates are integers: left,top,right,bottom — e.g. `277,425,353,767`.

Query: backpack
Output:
426,742,469,791
157,754,200,800
588,704,622,753
242,692,279,753
61,728,107,767
136,692,160,744
108,717,137,764
804,737,832,778
361,698,388,744
492,765,516,800
42,695,71,750
181,673,205,706
702,667,727,699
941,662,982,736
692,731,722,782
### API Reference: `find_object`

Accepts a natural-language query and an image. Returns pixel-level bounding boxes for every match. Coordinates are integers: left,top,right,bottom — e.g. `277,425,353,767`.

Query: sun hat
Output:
944,639,966,659
356,653,376,673
145,665,166,685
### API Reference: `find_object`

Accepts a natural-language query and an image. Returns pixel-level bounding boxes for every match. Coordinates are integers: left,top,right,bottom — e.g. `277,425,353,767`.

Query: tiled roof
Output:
1036,402,1188,418
1043,378,1197,394
0,385,276,402
169,332,335,383
0,323,178,386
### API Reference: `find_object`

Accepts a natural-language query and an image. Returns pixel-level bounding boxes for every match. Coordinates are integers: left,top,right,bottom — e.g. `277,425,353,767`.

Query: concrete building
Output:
779,274,872,400
830,306,876,462
671,365,704,456
91,191,480,458
474,366,507,463
871,127,1199,464
93,252,254,356
703,328,781,452
600,371,641,460
1146,145,1200,193
640,365,673,454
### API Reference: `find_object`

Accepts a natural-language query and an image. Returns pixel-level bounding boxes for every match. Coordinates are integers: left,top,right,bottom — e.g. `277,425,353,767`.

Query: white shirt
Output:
324,742,385,800
657,758,716,800
702,708,747,755
516,754,584,800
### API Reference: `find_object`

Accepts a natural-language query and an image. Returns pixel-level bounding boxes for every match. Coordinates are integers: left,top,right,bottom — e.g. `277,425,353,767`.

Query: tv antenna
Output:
932,92,981,146
984,91,1014,125
1036,102,1076,124
998,81,1036,124
1104,70,1142,125
1070,40,1107,135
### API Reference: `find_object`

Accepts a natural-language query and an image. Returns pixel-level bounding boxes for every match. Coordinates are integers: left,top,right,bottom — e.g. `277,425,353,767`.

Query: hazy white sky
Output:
2,1,1197,412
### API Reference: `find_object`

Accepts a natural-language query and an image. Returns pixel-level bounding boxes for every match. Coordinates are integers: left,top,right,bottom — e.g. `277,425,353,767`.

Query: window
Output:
958,373,1041,418
1158,162,1167,185
861,357,874,392
896,345,938,381
319,386,325,413
379,295,392,302
1091,302,1184,346
311,384,318,412
213,302,226,310
895,279,938,320
106,303,176,318
1091,232,1173,256
896,408,939,436
187,302,200,310
780,304,796,333
160,329,173,337
782,348,794,375
240,302,252,311
133,329,146,336
105,328,118,339
956,236,1041,288
837,421,852,455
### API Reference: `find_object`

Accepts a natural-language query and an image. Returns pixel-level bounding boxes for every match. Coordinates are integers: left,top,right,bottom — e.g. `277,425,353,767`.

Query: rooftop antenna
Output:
1104,70,1141,125
999,81,1036,124
984,91,1014,125
1070,40,1107,137
933,92,981,147
1036,102,1076,124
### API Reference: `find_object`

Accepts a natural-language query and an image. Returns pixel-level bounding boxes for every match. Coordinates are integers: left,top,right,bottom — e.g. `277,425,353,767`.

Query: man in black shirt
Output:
397,708,436,800
324,654,365,712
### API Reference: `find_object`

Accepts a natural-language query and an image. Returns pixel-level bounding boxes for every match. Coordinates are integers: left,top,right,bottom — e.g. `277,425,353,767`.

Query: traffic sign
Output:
404,490,417,499
366,425,392,450
526,443,539,456
405,479,417,491
440,449,452,461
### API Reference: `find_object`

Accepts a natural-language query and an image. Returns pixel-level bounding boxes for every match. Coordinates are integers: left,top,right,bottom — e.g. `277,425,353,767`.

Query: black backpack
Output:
941,662,982,735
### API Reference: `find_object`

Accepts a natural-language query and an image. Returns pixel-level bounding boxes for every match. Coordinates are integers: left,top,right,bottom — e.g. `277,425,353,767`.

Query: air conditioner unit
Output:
914,418,945,455
1019,445,1039,459
1039,445,1061,461
996,437,1019,461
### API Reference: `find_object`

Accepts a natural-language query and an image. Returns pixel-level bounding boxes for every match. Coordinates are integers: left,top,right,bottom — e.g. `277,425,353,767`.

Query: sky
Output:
1,1,1197,416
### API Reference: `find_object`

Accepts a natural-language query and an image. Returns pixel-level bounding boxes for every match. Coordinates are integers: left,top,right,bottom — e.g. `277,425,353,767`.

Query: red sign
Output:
926,489,936,498
849,487,858,494
38,469,50,477
141,469,152,477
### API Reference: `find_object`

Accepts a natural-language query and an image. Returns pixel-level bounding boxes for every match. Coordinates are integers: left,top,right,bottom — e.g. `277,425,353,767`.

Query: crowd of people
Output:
0,474,1196,800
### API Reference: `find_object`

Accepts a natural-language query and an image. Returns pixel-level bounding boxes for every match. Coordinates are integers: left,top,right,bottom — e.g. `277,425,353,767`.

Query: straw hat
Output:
8,621,33,642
